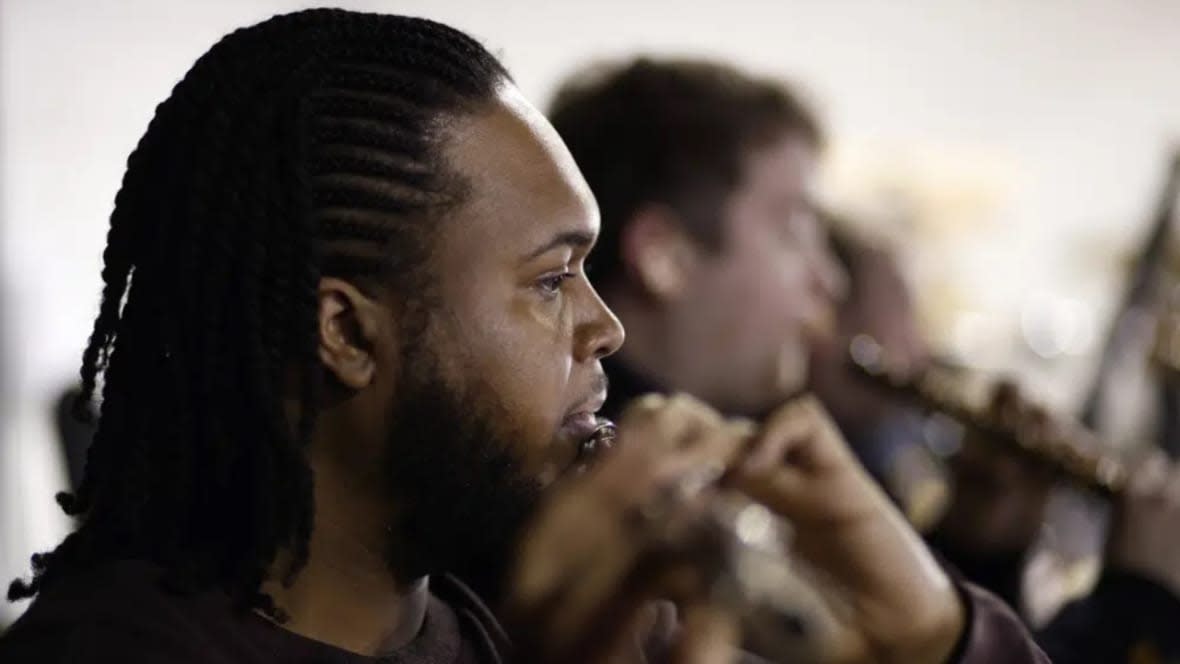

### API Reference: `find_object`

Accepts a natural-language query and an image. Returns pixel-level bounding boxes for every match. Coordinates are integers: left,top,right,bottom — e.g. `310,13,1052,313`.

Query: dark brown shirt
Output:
0,560,505,664
0,559,1046,664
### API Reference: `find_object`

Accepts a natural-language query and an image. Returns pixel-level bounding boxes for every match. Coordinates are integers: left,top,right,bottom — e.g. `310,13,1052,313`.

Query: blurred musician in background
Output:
550,54,1180,664
807,227,949,533
814,227,1180,663
550,56,1045,664
549,58,845,422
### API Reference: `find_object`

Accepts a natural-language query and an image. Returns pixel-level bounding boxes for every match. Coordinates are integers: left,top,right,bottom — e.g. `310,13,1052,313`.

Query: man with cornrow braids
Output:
1,9,1044,664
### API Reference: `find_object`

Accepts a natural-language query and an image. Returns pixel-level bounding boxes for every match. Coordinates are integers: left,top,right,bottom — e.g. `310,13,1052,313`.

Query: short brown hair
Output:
549,58,821,286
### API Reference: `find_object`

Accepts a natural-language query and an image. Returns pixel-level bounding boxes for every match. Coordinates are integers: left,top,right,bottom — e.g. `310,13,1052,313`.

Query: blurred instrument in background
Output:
848,336,1127,499
1082,150,1180,457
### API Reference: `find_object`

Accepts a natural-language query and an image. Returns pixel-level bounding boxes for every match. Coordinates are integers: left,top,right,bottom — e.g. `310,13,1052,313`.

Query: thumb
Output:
669,604,739,664
731,397,844,521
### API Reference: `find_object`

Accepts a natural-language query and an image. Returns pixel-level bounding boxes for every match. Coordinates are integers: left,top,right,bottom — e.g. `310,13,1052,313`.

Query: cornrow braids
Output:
9,8,509,615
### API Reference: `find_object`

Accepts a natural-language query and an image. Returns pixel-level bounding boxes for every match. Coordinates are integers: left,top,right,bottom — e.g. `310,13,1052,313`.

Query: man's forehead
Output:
440,85,599,256
743,133,816,191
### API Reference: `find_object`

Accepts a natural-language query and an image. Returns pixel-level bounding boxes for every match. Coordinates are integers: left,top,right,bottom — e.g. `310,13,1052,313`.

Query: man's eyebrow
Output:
522,230,596,262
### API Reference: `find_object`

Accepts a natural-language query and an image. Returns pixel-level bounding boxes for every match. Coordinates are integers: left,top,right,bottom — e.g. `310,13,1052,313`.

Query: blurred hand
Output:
503,393,745,664
729,396,965,664
934,382,1056,555
1106,452,1180,598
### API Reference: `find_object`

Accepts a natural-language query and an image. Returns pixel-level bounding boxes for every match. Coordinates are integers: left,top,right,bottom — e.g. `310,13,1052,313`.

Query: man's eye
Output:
538,272,575,296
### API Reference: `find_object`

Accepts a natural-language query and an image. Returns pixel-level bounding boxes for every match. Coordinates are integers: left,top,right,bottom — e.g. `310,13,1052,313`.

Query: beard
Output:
382,340,544,605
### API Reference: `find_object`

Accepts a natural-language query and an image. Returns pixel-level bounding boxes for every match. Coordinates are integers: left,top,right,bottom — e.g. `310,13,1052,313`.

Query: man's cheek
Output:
500,356,563,430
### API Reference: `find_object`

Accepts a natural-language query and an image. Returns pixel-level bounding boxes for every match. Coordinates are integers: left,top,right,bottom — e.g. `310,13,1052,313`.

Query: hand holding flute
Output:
503,393,966,664
848,335,1180,603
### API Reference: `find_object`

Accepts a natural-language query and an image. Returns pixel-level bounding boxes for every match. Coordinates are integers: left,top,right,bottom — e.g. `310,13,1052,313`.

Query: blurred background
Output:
2,0,1179,625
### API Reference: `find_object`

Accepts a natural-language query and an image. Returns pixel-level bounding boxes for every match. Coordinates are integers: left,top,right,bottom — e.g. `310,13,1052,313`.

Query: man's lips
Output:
560,411,605,444
564,390,607,429
559,391,608,450
553,386,609,474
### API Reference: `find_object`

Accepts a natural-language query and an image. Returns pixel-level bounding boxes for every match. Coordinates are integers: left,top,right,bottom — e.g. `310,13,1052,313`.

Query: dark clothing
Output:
1039,570,1180,664
929,532,1180,662
600,357,1049,664
953,583,1054,664
0,560,506,664
925,528,1029,613
0,557,1046,664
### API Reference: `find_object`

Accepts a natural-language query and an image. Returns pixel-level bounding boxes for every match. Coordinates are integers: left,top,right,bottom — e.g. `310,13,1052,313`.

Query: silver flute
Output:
577,420,843,663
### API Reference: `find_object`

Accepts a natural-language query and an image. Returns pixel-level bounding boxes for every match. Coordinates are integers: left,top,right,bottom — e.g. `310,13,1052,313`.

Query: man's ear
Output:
619,205,700,302
317,277,389,390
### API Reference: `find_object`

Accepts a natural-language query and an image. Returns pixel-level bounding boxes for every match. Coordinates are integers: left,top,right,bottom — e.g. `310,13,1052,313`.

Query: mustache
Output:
591,371,609,399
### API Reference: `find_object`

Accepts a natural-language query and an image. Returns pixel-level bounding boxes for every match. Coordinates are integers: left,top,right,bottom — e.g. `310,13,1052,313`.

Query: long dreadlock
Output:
8,8,508,616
